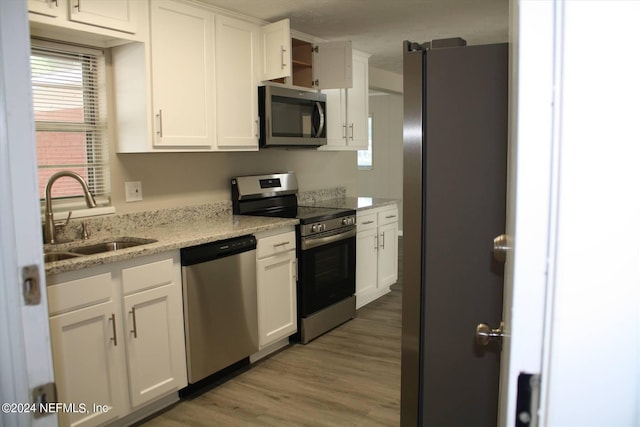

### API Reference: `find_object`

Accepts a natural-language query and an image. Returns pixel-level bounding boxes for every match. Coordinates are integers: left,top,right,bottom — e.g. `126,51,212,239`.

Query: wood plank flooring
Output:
141,238,403,427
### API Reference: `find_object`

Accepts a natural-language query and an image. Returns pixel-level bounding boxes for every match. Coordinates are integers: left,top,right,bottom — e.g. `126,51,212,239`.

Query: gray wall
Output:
359,92,404,232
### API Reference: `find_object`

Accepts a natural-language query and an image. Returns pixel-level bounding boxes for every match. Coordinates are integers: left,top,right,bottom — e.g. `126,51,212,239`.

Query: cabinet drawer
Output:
257,231,296,259
48,272,112,315
378,207,399,226
357,212,377,231
122,258,173,295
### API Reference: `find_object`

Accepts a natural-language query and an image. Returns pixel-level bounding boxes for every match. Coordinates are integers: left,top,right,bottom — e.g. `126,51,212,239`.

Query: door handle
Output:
493,233,511,263
475,321,505,346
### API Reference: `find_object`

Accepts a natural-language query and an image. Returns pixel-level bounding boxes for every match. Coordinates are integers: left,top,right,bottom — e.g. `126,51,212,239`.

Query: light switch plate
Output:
125,181,142,202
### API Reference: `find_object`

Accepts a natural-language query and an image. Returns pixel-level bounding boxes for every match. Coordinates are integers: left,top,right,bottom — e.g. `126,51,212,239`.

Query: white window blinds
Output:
31,40,110,210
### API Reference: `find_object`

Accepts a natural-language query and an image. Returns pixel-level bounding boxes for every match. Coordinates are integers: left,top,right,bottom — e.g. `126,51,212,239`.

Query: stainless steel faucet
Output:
44,171,97,244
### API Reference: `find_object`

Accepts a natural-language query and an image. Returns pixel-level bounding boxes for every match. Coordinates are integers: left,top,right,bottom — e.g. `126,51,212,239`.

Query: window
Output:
31,40,110,213
357,115,373,169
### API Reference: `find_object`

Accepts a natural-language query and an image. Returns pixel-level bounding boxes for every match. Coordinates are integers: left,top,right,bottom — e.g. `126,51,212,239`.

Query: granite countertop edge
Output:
44,194,397,276
45,214,299,276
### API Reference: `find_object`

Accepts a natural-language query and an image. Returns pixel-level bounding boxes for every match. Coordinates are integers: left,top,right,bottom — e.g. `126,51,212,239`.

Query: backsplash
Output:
54,187,346,242
56,201,231,242
297,187,346,205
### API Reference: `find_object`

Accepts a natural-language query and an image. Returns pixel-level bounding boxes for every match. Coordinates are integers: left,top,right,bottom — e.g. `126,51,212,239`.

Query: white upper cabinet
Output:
321,50,369,150
215,15,259,151
260,19,354,90
260,19,291,81
28,0,145,41
68,0,138,34
346,51,369,148
149,0,216,149
28,0,63,18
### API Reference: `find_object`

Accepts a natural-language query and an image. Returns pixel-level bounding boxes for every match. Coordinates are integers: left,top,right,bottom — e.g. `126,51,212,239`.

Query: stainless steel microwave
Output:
258,85,327,148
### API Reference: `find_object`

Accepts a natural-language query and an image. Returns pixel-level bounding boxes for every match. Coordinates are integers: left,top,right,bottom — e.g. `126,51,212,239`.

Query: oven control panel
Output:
301,215,357,236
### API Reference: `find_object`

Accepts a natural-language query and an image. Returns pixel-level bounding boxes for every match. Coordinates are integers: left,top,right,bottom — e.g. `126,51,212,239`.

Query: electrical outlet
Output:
125,181,143,202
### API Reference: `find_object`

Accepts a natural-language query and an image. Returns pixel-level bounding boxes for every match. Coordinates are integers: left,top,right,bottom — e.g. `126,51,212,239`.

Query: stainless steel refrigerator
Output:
401,39,508,426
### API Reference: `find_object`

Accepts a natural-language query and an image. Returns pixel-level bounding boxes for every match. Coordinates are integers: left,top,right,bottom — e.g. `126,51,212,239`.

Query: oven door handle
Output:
301,228,356,251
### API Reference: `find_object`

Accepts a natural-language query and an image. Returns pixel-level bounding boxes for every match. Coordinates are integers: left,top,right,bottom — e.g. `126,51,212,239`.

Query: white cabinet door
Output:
377,222,398,288
215,15,259,150
28,0,62,17
346,52,369,149
257,251,297,348
260,18,290,81
313,41,353,89
356,227,378,308
150,0,215,148
49,301,125,427
320,50,369,151
324,88,347,148
123,283,187,408
68,0,137,33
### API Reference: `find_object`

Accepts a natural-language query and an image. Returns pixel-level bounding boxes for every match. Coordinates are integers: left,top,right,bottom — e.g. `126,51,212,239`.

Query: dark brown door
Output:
402,42,508,426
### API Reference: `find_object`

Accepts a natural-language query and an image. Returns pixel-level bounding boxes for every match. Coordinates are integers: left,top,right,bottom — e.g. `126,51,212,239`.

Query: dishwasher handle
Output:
181,235,257,266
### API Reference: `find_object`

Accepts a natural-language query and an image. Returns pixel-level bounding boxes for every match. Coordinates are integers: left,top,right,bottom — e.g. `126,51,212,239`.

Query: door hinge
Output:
312,45,319,53
22,265,41,305
515,373,541,427
32,382,57,418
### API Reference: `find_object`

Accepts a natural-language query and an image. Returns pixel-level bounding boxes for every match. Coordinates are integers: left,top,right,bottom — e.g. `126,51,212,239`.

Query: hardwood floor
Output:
142,238,403,427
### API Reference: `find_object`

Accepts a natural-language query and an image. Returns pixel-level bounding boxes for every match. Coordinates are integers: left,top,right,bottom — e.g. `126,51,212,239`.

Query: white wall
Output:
358,92,404,231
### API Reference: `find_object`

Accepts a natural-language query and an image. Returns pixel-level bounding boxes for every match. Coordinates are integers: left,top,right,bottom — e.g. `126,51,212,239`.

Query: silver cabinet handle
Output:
72,0,80,10
109,313,117,346
349,123,354,140
385,215,397,219
255,119,259,139
374,234,378,251
342,123,347,140
273,241,290,247
130,307,138,339
362,220,374,225
156,110,163,137
380,232,385,249
280,45,286,69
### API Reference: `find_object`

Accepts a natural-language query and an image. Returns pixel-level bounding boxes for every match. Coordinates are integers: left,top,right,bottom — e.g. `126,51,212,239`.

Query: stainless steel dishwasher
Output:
181,235,258,384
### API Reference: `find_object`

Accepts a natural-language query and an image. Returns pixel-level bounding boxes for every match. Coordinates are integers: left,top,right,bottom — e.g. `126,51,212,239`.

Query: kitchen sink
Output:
67,238,158,255
44,237,158,262
43,251,83,262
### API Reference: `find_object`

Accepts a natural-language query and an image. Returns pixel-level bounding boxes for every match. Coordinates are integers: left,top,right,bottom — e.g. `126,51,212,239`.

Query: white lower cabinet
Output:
47,251,187,427
356,205,399,308
255,230,297,349
49,285,125,427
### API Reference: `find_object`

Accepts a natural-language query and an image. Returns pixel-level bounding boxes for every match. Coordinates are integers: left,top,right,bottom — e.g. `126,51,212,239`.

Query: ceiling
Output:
200,0,509,75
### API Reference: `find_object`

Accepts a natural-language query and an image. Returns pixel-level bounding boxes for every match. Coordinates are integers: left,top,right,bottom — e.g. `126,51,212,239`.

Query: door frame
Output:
0,2,56,427
501,1,640,425
498,0,556,425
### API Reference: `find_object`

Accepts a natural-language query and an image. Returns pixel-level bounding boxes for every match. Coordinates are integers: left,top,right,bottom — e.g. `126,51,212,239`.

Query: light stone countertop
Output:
44,213,298,276
43,192,396,276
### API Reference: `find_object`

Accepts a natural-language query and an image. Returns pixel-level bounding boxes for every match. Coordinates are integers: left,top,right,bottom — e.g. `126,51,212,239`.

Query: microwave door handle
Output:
314,101,325,138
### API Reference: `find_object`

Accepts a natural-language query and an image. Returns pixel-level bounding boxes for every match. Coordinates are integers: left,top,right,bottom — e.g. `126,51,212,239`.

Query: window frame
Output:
31,39,113,218
357,114,373,170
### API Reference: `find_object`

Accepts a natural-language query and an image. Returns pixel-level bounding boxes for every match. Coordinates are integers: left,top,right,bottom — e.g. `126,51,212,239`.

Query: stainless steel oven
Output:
298,221,356,316
258,85,327,148
231,172,356,344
